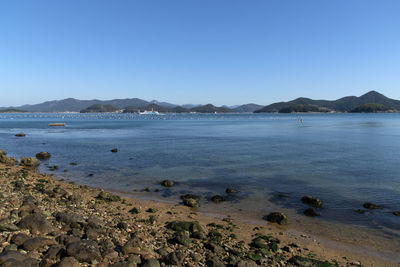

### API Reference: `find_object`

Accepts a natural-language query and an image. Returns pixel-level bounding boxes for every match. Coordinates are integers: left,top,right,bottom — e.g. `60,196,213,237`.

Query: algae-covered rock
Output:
20,157,40,168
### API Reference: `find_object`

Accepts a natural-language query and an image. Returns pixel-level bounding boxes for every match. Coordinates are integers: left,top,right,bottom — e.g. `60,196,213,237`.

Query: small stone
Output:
211,195,225,204
15,133,26,137
58,256,79,267
111,148,118,153
20,157,40,168
23,237,57,251
303,208,320,217
301,196,323,208
226,188,238,193
264,212,289,225
35,151,51,160
142,259,161,267
363,202,381,209
161,180,174,187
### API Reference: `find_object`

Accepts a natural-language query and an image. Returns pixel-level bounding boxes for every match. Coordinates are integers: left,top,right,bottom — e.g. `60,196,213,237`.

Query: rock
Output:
172,231,191,246
20,157,40,168
111,148,118,153
141,259,161,267
288,256,335,267
353,209,366,214
66,240,101,262
166,221,203,233
301,196,323,208
55,212,85,227
96,191,121,202
264,212,289,225
303,208,320,217
165,251,185,265
129,207,140,214
0,251,28,264
0,223,19,232
181,194,200,208
206,256,225,267
0,154,18,166
183,198,199,208
236,260,258,267
11,233,30,246
44,245,65,259
226,188,238,193
144,187,151,192
70,162,77,165
117,222,128,230
0,150,6,156
23,237,57,251
15,133,26,137
392,211,400,216
18,201,40,217
58,256,79,267
363,202,382,209
160,179,174,187
211,195,225,204
36,151,51,160
17,213,53,234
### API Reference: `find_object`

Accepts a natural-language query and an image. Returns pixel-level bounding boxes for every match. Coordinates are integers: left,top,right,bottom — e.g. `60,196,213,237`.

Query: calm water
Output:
1,113,400,234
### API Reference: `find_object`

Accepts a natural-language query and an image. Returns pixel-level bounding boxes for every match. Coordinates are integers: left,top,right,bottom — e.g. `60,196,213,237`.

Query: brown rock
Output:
58,257,79,267
23,237,57,251
17,213,53,234
36,151,51,160
20,157,40,168
66,240,101,262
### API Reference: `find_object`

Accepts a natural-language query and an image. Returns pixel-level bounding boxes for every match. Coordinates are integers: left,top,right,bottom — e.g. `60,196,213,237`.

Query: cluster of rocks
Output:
0,151,339,266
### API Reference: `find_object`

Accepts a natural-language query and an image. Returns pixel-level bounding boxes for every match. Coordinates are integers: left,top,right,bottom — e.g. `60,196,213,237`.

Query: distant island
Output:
1,91,399,113
0,108,27,113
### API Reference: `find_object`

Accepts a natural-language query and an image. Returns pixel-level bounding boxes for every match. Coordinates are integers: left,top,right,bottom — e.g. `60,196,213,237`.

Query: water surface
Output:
1,113,400,236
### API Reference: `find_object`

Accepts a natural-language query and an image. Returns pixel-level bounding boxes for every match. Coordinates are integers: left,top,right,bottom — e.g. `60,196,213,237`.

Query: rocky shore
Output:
0,150,390,266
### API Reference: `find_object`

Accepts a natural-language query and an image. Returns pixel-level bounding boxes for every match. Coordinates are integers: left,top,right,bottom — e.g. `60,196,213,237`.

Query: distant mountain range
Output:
0,91,399,113
254,91,400,113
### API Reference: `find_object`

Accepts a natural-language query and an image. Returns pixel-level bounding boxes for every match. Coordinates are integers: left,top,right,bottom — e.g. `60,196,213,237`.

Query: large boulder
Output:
36,151,51,160
20,157,40,168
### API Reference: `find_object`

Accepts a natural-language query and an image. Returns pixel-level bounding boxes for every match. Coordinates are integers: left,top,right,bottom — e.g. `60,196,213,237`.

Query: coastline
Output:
0,153,399,266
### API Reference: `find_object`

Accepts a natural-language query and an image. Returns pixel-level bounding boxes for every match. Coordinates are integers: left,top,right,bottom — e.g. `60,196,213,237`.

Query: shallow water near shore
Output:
1,113,400,250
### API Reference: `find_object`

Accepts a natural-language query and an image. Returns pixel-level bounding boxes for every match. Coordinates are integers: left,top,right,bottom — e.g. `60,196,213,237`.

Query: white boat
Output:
139,109,160,115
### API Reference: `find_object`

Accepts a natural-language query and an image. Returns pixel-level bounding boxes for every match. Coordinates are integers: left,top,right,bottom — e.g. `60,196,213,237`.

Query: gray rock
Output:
0,251,28,264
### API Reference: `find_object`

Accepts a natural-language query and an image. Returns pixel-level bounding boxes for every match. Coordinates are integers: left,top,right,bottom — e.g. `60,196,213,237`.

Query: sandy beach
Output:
0,151,399,266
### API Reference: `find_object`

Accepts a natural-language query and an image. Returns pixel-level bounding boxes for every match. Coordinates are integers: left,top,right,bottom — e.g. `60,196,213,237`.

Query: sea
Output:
1,112,400,240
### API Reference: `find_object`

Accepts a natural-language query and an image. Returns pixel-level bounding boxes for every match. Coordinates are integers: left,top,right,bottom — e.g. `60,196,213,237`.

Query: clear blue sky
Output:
1,0,399,106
